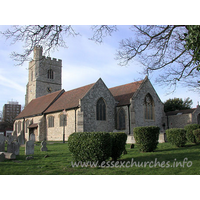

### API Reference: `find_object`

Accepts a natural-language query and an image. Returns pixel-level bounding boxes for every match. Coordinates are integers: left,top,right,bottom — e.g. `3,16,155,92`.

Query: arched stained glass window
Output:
144,93,155,120
96,98,106,120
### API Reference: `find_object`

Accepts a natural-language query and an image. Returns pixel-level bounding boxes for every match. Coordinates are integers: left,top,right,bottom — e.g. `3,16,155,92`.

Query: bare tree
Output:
0,25,79,65
116,25,200,91
1,25,200,91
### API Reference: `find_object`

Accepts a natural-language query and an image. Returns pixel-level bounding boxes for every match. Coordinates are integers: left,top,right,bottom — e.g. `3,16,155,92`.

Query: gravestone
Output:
40,141,48,151
18,133,25,145
0,152,16,159
7,142,14,153
7,135,14,145
0,135,5,152
30,133,35,141
25,140,34,155
0,153,5,162
8,141,20,155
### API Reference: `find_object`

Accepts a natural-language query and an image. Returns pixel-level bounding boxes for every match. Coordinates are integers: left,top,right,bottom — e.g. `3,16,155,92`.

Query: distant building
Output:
3,101,21,124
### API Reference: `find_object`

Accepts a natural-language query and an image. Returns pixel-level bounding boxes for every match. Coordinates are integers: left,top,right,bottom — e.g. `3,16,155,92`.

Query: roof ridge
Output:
109,79,143,90
64,82,95,93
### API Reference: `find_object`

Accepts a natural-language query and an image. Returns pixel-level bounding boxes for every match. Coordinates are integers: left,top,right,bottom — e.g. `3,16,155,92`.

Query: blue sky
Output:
0,25,199,111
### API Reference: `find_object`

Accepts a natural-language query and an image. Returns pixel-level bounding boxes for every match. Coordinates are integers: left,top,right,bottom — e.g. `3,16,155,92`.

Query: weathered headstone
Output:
0,153,5,162
18,133,25,145
0,135,5,152
40,141,48,151
30,133,35,141
0,152,16,159
11,141,20,155
7,142,14,153
25,140,34,155
7,135,14,145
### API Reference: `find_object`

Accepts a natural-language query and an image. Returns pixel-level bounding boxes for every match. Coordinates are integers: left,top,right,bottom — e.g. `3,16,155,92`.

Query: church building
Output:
14,46,166,142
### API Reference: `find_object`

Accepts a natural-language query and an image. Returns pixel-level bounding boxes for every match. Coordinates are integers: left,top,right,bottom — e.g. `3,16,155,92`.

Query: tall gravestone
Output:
25,140,34,155
0,135,5,152
40,141,48,151
18,133,25,145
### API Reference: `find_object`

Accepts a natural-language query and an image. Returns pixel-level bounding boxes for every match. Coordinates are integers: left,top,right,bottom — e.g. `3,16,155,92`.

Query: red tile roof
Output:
44,83,95,113
15,90,64,119
109,80,143,106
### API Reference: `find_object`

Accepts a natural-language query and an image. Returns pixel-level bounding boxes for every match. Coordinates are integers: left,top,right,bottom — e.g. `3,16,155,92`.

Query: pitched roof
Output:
44,83,95,113
166,108,196,116
15,90,64,119
109,80,143,106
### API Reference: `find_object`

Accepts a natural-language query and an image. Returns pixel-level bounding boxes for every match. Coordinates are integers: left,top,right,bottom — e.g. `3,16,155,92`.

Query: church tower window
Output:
144,93,154,120
47,69,54,79
96,98,106,120
117,108,126,130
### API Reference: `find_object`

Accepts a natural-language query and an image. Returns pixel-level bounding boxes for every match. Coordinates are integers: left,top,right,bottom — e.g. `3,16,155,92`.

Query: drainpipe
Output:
128,105,131,135
75,108,77,132
23,117,25,143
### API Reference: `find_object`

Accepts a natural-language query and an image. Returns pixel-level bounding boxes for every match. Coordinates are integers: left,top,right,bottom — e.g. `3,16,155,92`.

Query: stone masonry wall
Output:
81,78,116,132
46,109,78,141
130,78,165,135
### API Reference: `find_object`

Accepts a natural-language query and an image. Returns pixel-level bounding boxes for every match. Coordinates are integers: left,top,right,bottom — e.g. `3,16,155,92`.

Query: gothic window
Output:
117,108,126,130
48,116,54,128
60,114,67,126
144,93,154,120
15,122,17,132
25,120,29,133
96,98,106,120
47,69,54,79
18,121,21,133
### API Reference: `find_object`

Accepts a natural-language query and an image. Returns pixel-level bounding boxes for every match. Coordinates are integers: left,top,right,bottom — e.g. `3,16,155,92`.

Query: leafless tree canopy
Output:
1,25,200,91
1,25,79,65
116,25,200,91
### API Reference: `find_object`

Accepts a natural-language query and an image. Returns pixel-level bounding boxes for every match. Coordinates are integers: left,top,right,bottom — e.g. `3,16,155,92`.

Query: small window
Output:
47,69,54,79
18,121,21,133
144,93,154,120
96,98,106,120
117,108,126,130
48,116,54,127
60,114,67,126
25,120,29,133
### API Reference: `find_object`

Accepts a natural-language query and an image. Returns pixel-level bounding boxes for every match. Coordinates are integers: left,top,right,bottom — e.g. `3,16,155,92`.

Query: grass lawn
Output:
0,142,200,175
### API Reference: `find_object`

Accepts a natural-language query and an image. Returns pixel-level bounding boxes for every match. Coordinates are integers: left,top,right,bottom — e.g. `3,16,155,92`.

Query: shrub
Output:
133,126,160,152
193,129,200,144
68,132,112,163
166,128,187,147
184,124,200,143
109,132,127,161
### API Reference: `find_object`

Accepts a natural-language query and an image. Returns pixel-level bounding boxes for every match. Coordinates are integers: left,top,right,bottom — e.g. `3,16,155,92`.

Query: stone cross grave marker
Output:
25,140,34,155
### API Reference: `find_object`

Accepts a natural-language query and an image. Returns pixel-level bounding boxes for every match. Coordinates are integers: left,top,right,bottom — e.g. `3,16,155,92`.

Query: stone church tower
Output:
25,46,62,106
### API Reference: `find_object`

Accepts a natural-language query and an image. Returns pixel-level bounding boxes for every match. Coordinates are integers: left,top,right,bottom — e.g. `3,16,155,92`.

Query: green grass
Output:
1,142,200,175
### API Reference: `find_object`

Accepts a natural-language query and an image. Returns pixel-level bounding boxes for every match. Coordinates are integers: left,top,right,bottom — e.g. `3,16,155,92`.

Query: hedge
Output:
133,126,160,152
68,132,112,163
166,128,187,147
68,132,127,163
193,129,200,144
184,124,200,143
109,132,127,161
